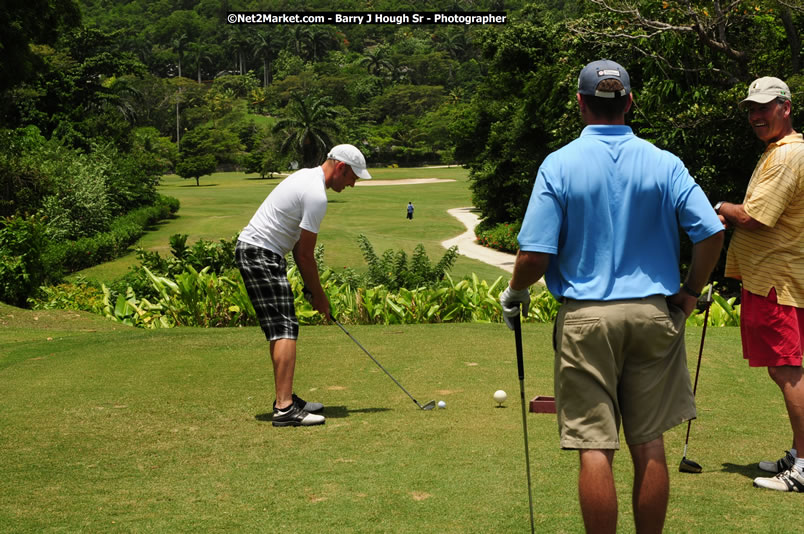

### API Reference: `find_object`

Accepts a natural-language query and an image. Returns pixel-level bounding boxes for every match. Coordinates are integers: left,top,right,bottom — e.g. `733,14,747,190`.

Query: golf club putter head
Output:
679,457,703,474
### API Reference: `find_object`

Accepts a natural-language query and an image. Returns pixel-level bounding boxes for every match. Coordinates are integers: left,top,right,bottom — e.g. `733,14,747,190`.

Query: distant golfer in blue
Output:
406,201,414,220
500,60,724,533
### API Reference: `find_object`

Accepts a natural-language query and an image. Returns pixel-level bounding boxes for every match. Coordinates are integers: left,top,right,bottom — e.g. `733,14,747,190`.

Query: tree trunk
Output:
175,100,180,150
780,8,801,75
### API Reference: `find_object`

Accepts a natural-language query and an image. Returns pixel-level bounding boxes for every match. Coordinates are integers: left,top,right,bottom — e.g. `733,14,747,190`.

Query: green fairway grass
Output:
75,166,508,285
1,303,797,533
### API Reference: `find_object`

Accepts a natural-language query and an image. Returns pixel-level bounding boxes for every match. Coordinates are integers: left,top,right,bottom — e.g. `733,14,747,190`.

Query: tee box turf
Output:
529,395,556,414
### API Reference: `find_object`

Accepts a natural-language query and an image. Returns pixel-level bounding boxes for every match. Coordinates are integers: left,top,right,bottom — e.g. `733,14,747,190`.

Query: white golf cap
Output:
327,144,372,180
739,77,792,110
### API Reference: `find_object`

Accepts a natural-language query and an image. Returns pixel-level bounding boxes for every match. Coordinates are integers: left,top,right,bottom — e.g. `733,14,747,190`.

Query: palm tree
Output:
225,26,251,74
84,76,141,125
186,41,212,83
291,26,313,59
307,26,338,60
252,31,276,87
360,46,393,77
171,33,188,78
272,93,340,168
434,28,469,61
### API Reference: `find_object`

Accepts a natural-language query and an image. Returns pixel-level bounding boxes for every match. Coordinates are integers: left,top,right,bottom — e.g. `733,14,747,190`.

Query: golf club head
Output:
679,457,702,473
421,400,436,411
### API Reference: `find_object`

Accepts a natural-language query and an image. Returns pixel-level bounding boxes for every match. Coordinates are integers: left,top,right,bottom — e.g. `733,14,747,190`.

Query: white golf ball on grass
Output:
437,400,446,409
493,390,507,406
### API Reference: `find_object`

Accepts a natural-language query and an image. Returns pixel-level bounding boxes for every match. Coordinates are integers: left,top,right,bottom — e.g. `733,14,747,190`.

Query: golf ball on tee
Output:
438,400,446,409
493,390,507,404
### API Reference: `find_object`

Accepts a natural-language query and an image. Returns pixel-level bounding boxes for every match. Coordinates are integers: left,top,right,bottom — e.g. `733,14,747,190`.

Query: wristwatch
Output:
713,201,724,214
681,284,701,298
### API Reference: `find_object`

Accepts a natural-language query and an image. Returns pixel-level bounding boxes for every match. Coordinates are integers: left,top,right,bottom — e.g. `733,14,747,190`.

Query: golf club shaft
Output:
331,315,426,409
683,286,713,448
692,286,713,397
513,315,536,534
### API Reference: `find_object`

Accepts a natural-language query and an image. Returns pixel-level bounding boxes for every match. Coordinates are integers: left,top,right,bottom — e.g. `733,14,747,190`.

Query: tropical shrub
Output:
32,278,105,314
356,233,459,291
0,215,49,307
476,221,520,254
686,284,740,327
136,233,237,278
93,261,562,329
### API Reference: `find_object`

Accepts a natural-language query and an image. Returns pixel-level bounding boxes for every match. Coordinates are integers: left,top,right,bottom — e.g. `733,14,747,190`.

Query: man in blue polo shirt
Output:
500,60,724,533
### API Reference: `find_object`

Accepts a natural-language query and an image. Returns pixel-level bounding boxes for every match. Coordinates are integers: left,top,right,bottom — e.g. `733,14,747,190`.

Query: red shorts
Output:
740,287,804,367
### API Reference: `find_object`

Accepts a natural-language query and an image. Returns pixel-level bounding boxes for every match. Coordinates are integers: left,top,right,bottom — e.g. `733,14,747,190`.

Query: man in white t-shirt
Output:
236,144,372,427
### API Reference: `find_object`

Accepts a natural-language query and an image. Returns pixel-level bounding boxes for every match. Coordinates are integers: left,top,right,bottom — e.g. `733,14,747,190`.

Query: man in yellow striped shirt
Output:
717,77,804,492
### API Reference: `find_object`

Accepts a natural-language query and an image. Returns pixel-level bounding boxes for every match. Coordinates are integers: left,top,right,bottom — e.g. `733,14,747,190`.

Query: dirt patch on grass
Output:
0,302,120,332
356,178,455,186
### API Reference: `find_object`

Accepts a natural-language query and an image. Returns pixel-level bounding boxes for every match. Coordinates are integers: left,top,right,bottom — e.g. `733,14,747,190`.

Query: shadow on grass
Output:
254,405,390,422
720,462,761,479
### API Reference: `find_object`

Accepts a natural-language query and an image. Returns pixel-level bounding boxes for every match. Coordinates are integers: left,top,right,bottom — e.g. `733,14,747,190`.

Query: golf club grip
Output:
514,315,525,381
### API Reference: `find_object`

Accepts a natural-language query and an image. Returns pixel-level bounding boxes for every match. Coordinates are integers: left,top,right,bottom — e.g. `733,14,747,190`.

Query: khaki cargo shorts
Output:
554,295,695,449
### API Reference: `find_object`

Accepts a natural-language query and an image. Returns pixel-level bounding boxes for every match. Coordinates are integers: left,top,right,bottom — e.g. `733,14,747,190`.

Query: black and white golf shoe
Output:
272,393,324,414
272,402,325,427
753,466,804,492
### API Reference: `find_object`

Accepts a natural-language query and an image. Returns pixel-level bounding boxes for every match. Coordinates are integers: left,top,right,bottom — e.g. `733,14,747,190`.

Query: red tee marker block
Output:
529,395,556,414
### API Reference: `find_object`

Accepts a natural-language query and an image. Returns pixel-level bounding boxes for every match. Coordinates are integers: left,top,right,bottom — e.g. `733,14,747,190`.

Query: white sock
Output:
795,458,804,473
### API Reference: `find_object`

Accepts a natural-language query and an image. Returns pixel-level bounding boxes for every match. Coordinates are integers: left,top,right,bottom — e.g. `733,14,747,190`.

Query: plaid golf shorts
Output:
235,241,298,341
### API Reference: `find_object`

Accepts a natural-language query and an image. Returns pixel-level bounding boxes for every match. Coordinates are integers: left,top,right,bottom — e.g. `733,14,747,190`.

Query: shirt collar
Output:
580,124,634,137
769,132,803,148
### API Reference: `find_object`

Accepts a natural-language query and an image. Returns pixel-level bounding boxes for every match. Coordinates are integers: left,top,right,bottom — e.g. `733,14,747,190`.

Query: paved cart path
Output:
442,207,516,274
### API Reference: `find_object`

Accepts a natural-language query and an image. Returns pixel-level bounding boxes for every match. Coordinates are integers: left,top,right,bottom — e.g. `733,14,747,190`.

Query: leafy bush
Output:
42,195,179,274
0,126,54,217
356,233,458,291
476,221,520,254
0,215,49,307
31,277,105,314
124,232,235,284
94,259,561,329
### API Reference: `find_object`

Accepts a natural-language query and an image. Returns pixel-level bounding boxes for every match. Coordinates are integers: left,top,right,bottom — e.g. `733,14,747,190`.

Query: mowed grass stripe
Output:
0,302,797,533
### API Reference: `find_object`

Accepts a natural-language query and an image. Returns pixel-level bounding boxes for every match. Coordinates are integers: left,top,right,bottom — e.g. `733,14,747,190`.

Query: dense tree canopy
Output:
1,0,802,303
1,0,82,93
456,1,803,226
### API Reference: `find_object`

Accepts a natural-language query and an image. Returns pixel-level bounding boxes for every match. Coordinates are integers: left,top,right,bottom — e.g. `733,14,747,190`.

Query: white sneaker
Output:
753,466,804,492
758,450,796,474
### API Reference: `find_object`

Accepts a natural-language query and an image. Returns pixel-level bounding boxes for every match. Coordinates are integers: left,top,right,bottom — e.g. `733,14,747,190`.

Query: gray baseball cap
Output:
739,77,792,110
578,60,631,98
